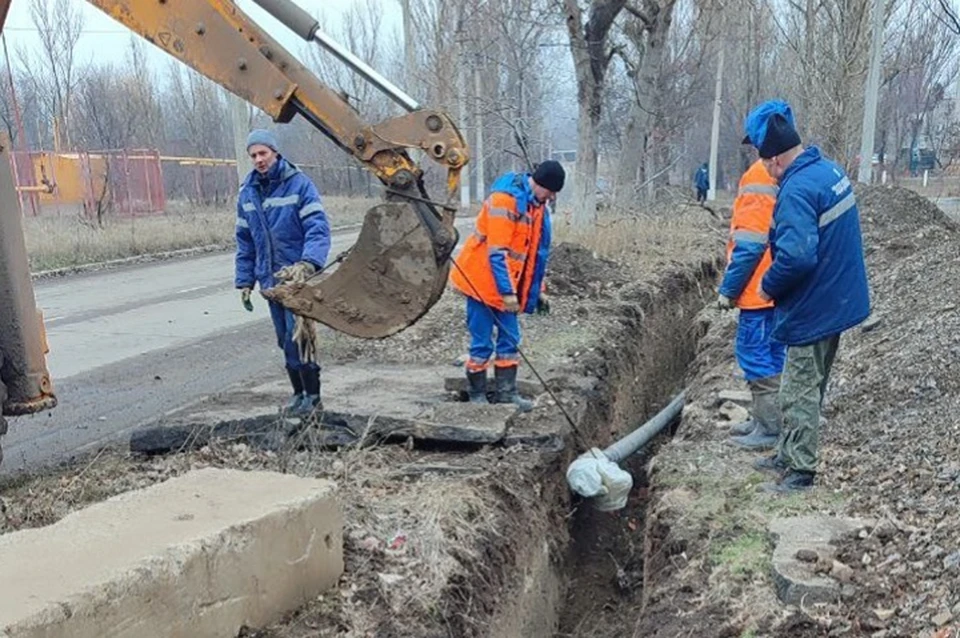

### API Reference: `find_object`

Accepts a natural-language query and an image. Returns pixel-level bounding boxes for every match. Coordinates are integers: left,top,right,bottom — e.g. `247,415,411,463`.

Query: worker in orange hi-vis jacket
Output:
717,153,787,452
450,161,565,412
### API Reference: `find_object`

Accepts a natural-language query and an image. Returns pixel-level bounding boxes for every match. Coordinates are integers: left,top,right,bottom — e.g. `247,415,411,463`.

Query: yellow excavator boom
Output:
88,0,469,339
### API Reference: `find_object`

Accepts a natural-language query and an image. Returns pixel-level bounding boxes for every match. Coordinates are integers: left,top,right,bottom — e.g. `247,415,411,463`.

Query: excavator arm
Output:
87,0,469,338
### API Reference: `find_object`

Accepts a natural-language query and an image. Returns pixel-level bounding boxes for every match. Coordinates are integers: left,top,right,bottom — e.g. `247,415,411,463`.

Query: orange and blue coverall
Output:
450,172,551,371
719,160,786,381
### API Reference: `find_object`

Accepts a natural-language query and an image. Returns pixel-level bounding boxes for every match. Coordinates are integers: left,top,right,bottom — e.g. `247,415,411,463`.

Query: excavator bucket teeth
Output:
263,202,451,339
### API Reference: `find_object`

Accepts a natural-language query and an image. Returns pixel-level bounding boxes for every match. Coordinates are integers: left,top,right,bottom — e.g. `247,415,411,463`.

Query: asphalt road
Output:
2,219,473,476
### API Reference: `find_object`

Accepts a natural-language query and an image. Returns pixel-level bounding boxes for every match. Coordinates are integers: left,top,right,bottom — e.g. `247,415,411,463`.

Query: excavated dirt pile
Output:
633,185,960,638
819,186,960,634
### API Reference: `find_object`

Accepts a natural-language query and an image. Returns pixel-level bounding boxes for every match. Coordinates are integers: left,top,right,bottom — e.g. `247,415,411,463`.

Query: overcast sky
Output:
2,0,403,72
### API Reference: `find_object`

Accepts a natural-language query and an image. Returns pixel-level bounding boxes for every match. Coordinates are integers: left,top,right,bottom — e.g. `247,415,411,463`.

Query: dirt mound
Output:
547,242,630,299
857,184,959,238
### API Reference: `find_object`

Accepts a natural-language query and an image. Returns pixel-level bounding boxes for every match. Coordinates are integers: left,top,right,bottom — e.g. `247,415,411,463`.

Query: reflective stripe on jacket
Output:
449,172,551,313
719,160,777,310
761,146,871,345
235,157,331,290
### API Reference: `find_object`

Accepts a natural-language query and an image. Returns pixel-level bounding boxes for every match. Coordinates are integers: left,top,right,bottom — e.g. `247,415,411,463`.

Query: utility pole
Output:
230,93,249,187
456,34,471,208
707,38,725,201
399,0,416,93
473,59,485,201
857,0,884,184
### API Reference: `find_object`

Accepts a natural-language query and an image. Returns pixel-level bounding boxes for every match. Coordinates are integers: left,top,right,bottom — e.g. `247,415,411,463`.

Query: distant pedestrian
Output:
235,129,331,417
449,161,564,411
743,100,871,494
718,149,786,453
694,163,709,203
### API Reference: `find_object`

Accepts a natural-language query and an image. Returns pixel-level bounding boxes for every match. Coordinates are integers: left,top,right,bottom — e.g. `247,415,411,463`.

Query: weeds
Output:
711,531,770,577
23,196,378,272
554,203,725,272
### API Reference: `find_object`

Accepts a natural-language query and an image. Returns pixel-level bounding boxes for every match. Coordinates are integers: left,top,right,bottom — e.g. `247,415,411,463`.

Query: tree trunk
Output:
563,0,626,228
614,0,676,204
573,102,600,227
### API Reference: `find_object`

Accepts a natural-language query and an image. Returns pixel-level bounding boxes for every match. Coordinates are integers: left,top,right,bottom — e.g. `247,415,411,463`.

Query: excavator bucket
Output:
262,201,454,339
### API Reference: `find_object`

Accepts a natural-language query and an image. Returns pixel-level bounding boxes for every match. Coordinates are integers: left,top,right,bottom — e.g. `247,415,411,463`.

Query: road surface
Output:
2,219,473,476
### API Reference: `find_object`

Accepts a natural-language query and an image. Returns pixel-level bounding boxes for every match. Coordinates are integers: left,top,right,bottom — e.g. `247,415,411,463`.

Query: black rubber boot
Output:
762,469,815,494
494,366,533,412
296,367,322,417
753,453,788,476
466,370,489,404
285,366,304,412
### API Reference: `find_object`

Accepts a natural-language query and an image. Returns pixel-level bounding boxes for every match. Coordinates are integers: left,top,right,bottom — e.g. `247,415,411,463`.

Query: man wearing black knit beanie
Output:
450,160,564,411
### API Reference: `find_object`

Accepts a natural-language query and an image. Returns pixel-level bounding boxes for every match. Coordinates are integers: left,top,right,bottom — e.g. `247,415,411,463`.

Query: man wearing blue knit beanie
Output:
742,100,871,494
235,128,331,417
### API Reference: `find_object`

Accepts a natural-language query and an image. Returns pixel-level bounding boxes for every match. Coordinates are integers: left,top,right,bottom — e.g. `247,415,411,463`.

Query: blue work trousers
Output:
269,300,320,372
465,297,521,370
736,308,787,381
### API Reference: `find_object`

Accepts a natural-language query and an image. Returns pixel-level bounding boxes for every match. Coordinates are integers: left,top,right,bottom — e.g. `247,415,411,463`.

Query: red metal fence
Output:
10,148,165,218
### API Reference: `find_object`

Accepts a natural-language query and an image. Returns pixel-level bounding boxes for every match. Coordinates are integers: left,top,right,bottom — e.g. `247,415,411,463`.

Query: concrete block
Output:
0,468,343,638
769,515,872,606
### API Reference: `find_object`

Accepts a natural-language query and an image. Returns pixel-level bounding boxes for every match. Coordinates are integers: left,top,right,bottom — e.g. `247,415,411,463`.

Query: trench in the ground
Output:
553,263,716,638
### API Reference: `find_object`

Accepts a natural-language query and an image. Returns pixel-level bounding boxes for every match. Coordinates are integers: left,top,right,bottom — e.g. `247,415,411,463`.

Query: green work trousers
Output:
777,334,840,474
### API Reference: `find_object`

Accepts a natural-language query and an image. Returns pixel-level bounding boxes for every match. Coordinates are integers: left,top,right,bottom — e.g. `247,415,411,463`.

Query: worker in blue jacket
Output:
235,129,331,416
694,163,709,203
743,100,871,494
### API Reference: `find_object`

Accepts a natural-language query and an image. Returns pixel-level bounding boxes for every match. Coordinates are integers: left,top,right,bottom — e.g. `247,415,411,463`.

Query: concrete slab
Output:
0,468,342,638
769,515,873,605
132,364,518,454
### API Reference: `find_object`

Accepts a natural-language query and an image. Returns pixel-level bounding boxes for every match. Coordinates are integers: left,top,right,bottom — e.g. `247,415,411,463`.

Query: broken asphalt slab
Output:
769,515,874,606
132,364,533,455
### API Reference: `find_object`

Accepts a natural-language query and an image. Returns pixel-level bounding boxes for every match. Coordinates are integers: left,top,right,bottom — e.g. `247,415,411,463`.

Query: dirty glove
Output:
240,287,254,312
274,261,316,284
536,294,551,316
502,294,521,313
716,294,734,311
271,261,320,365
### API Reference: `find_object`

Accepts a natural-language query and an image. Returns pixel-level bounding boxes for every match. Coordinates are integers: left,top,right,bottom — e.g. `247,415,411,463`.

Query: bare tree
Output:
18,0,84,149
564,0,627,227
612,0,679,202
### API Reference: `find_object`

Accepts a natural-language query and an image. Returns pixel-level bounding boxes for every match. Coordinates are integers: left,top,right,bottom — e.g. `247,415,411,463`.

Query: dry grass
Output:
554,202,726,272
23,196,379,273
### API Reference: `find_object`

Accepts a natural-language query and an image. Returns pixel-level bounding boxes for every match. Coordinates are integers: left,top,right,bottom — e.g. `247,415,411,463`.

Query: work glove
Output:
502,294,521,313
274,261,316,284
536,294,551,316
716,294,734,311
240,287,254,312
272,261,321,365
